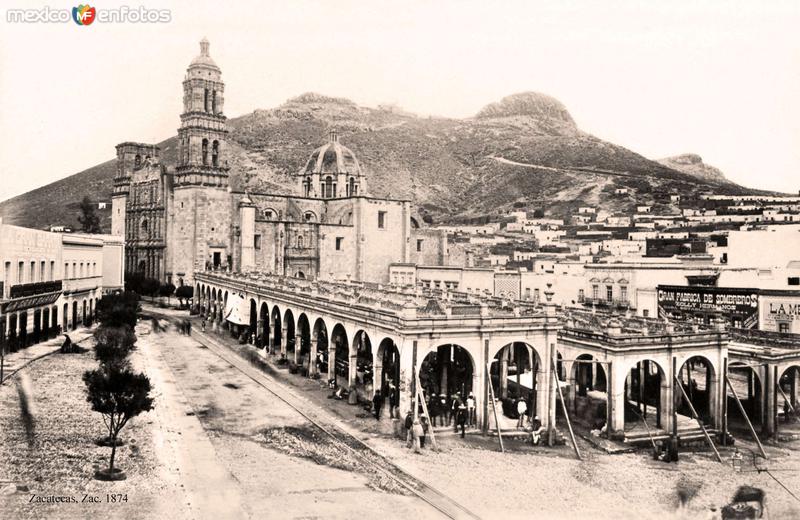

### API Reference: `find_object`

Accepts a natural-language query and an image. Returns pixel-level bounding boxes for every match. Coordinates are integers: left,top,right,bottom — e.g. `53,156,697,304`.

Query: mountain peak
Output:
476,92,575,126
284,92,357,107
657,154,727,182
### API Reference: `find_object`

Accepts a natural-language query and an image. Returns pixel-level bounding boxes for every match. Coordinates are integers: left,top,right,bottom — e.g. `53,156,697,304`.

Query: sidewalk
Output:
0,326,96,384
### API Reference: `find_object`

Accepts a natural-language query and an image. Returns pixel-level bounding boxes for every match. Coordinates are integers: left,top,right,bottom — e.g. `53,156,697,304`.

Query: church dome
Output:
188,38,220,71
303,129,362,177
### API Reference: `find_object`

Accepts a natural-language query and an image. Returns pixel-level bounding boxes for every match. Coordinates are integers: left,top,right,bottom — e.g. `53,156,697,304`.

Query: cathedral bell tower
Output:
175,37,229,187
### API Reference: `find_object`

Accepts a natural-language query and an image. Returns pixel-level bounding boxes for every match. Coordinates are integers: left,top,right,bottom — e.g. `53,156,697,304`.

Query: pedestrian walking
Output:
516,397,528,429
467,392,476,427
428,393,440,427
456,404,468,438
372,390,383,420
201,317,206,332
186,320,191,335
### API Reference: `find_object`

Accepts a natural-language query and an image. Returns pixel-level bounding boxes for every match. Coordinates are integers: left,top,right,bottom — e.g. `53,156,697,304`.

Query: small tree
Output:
83,368,154,479
93,326,137,370
158,283,176,304
140,278,160,302
78,196,102,233
175,285,194,309
96,292,141,329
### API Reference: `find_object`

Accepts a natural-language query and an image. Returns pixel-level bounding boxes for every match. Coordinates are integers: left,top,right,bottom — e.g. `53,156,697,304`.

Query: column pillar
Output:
499,347,509,399
765,364,776,436
348,353,358,404
309,331,318,377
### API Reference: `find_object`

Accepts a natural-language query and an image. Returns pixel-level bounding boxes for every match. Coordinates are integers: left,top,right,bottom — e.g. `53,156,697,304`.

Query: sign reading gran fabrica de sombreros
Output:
657,285,759,328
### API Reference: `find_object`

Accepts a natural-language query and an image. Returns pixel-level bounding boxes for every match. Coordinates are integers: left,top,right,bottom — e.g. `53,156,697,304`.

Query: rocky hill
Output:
0,91,760,231
657,154,727,183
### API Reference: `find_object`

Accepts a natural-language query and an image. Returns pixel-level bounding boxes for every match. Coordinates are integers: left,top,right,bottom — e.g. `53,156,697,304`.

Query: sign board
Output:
657,285,759,328
759,293,800,334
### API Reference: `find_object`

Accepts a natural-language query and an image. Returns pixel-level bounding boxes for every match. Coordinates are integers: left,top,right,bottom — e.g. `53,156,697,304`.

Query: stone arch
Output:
570,353,607,393
330,323,349,386
376,337,401,403
419,343,476,402
490,341,544,421
352,330,374,398
248,298,258,344
778,365,800,422
728,361,764,428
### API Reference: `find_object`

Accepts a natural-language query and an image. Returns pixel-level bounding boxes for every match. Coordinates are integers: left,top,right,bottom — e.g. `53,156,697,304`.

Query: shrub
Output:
159,283,176,304
175,285,194,308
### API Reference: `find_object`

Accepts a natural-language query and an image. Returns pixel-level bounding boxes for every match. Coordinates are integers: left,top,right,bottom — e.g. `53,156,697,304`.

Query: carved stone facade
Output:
111,39,446,287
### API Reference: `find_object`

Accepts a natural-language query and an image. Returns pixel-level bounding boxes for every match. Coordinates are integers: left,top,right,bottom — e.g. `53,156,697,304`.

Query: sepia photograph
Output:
0,1,799,518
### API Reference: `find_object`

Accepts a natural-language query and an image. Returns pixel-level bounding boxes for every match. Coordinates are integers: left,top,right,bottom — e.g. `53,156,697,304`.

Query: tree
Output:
175,285,194,309
533,209,545,218
93,326,137,370
83,368,154,479
77,196,101,233
158,283,176,304
140,278,160,301
96,292,141,329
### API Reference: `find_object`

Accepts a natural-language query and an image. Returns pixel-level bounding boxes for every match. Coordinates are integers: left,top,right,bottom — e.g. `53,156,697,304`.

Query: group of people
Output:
423,391,477,428
178,319,192,335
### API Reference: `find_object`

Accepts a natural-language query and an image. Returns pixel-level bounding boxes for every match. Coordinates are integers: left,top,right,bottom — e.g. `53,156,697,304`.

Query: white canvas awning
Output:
224,293,249,325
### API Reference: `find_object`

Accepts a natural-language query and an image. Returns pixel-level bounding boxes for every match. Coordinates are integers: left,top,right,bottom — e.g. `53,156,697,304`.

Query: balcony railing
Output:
9,280,63,299
580,296,631,309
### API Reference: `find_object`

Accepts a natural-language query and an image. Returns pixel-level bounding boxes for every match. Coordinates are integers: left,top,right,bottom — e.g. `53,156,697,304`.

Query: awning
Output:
1,291,61,313
223,293,249,326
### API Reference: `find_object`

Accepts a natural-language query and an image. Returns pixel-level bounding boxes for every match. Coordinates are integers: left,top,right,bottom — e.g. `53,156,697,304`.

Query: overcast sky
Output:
1,0,798,201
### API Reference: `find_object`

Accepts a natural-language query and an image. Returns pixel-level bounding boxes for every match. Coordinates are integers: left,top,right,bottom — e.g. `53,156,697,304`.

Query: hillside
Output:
657,154,727,183
0,91,759,231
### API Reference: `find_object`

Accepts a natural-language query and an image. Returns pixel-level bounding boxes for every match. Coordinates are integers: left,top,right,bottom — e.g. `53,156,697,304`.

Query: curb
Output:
0,331,95,386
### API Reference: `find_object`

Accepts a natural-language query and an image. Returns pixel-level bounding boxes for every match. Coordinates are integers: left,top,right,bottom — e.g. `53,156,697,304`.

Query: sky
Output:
1,0,798,201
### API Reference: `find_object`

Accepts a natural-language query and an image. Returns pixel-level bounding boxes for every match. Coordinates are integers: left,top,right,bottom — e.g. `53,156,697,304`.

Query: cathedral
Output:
111,39,446,287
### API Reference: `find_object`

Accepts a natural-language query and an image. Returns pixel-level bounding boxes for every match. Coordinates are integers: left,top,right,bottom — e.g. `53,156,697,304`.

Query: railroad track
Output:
146,311,482,520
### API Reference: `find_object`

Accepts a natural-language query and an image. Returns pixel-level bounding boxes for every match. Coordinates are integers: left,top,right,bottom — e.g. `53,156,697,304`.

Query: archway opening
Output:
33,309,42,344
249,299,257,344
567,353,608,430
258,303,269,348
490,343,540,424
623,360,667,433
19,311,28,347
297,314,311,374
677,356,716,425
330,324,349,388
312,318,328,377
353,330,373,399
271,306,281,353
419,344,475,404
727,363,764,432
779,366,800,425
283,309,296,360
71,302,78,330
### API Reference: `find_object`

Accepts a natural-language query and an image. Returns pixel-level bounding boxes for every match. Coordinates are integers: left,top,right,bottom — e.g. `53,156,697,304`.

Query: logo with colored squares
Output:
72,4,96,25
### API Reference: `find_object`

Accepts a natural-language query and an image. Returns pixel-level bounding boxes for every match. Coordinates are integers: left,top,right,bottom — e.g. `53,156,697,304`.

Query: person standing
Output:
516,398,528,429
428,394,440,427
456,404,468,438
388,381,399,419
372,390,383,420
451,394,462,433
411,417,423,454
404,410,414,448
201,317,206,332
466,392,476,427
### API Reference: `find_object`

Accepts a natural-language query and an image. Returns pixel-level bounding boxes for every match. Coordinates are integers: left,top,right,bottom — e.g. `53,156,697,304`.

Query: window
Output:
212,140,219,167
378,211,387,229
643,309,650,317
323,176,334,199
264,209,273,220
50,261,55,281
524,288,531,300
204,88,209,112
64,263,69,279
92,262,97,276
348,177,357,196
297,235,304,248
254,234,261,250
80,263,84,278
620,286,628,303
534,288,540,301
592,285,599,300
202,139,209,165
30,261,36,283
789,277,800,286
578,289,585,302
416,239,423,252
335,237,343,251
73,263,77,279
303,178,311,197
779,323,790,333
4,262,10,292
40,261,45,282
606,285,613,301
212,90,217,113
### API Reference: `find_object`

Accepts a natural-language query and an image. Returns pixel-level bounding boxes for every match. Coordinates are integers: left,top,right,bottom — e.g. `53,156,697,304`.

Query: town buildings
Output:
0,218,124,350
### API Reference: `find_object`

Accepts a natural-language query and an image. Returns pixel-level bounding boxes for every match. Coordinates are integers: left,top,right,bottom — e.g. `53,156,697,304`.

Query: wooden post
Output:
778,384,796,415
552,356,581,461
415,384,439,452
486,363,505,453
606,361,613,437
674,376,723,463
672,357,678,441
726,375,768,459
411,340,418,421
721,358,729,446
